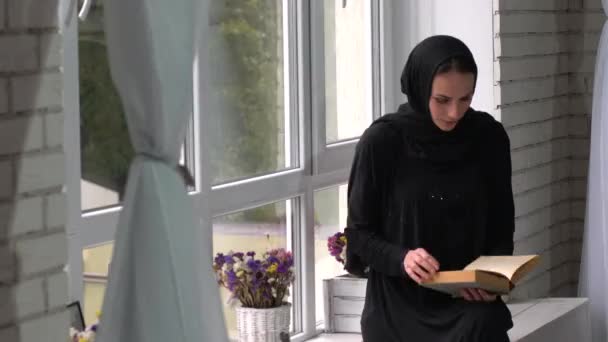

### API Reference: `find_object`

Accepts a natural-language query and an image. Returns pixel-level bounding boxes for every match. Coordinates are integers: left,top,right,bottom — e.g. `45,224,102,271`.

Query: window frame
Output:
63,0,387,340
310,0,383,175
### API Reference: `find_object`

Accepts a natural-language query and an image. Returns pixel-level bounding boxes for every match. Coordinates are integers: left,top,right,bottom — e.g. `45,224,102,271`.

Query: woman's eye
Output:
435,98,449,104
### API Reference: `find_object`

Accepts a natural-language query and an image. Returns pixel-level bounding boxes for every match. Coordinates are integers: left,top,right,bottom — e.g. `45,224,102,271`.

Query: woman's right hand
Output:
403,248,440,284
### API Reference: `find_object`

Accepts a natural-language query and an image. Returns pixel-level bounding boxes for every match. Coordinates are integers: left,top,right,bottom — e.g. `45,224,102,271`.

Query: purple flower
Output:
251,272,263,290
225,269,239,291
214,253,225,267
247,259,261,272
284,255,294,267
277,262,289,274
233,252,244,260
327,231,347,264
224,255,235,265
246,251,256,257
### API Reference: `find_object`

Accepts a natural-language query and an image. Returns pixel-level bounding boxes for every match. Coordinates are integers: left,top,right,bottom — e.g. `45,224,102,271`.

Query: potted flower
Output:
323,231,367,333
213,248,294,342
68,311,99,342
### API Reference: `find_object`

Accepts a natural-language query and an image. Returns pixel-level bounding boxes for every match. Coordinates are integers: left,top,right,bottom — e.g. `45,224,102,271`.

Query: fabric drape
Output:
578,2,608,342
96,1,228,341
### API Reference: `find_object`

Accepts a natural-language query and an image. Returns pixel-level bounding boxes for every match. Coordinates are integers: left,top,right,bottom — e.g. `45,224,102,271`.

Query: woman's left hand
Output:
460,288,497,302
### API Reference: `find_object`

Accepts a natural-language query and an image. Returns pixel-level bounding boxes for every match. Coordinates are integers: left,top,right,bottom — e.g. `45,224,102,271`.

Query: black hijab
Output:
376,35,493,162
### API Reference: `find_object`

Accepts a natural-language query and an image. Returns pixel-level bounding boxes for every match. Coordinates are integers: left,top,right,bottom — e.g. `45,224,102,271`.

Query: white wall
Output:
0,0,69,341
494,0,602,299
383,0,495,116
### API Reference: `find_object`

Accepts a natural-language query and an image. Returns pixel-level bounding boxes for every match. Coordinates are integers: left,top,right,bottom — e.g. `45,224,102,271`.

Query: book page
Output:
421,271,511,296
463,255,539,280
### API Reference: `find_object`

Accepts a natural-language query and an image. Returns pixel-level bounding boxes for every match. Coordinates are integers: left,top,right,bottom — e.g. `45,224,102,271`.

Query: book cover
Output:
420,255,540,297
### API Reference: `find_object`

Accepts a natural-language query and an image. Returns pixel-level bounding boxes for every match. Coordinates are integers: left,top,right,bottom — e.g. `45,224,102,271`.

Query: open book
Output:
420,255,540,297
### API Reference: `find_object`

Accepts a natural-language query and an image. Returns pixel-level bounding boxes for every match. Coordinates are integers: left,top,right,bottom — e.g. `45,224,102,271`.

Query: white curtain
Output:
96,0,228,341
578,1,608,342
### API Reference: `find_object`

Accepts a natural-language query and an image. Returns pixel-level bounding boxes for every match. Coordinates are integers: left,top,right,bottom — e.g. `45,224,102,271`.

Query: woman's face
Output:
428,70,475,131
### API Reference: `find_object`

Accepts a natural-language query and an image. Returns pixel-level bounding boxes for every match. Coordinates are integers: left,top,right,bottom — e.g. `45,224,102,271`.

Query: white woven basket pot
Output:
235,304,291,342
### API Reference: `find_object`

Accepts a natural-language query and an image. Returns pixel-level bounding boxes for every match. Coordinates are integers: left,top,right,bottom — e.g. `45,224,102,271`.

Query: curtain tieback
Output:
136,152,195,187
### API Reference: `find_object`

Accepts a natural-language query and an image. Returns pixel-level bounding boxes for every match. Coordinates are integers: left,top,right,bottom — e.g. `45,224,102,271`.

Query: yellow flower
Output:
339,236,347,243
267,263,278,273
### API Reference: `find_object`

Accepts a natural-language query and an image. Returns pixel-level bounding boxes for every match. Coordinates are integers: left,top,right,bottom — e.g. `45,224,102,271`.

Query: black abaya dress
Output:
345,109,515,342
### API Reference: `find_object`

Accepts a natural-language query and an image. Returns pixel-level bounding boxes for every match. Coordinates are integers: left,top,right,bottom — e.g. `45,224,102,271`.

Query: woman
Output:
345,35,514,341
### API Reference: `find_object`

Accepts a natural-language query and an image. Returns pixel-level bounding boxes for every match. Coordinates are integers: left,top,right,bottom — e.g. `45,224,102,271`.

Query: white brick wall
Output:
495,55,570,81
497,0,570,11
500,97,570,128
0,160,14,199
495,0,602,299
15,233,68,277
511,159,570,195
514,182,571,217
12,73,63,112
514,202,570,241
45,193,66,230
8,0,59,29
0,0,68,341
19,310,69,342
40,34,63,69
0,197,44,237
497,75,570,105
46,272,68,310
507,117,570,149
0,35,38,72
0,79,9,114
0,116,44,155
44,113,63,148
11,278,45,321
14,152,65,194
511,139,570,172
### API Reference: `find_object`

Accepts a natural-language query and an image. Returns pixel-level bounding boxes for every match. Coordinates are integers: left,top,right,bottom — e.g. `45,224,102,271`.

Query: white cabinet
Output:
322,276,367,333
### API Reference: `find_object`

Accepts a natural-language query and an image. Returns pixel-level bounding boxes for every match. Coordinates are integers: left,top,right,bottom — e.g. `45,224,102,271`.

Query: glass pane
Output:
79,1,131,211
324,0,373,143
314,185,349,327
213,200,296,339
208,0,294,185
78,2,195,210
82,242,114,325
82,282,106,327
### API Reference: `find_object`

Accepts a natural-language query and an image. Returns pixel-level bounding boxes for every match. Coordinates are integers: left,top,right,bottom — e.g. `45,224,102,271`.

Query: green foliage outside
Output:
211,0,284,223
211,0,282,185
79,22,133,200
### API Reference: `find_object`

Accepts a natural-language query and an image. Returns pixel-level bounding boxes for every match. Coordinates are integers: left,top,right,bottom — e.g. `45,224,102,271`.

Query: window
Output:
213,200,297,339
314,185,349,327
311,0,381,174
78,1,130,210
208,0,297,185
64,0,384,340
82,242,113,325
323,1,373,144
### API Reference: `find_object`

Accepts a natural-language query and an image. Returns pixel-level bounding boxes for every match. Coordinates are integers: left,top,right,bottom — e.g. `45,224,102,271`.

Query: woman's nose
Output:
448,105,461,120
